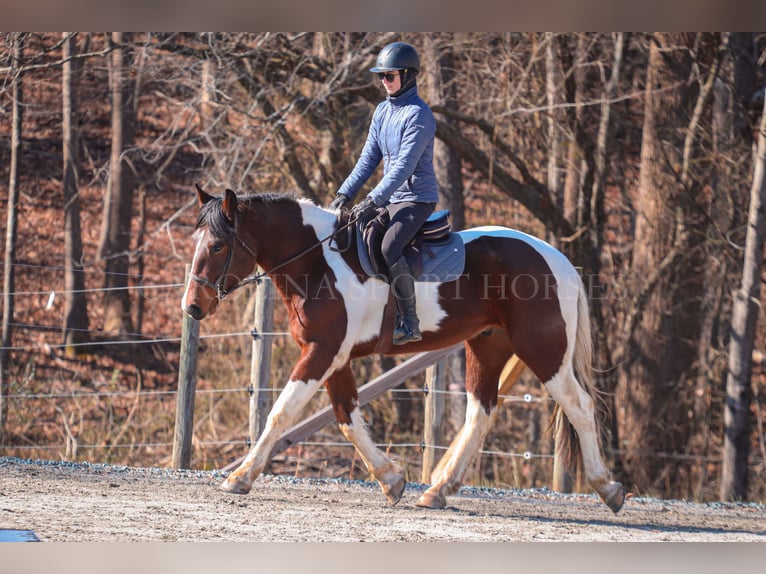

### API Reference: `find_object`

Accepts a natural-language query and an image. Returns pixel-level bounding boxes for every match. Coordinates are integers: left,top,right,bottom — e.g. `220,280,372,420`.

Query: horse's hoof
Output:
382,475,406,505
602,481,626,514
415,488,447,509
220,475,253,495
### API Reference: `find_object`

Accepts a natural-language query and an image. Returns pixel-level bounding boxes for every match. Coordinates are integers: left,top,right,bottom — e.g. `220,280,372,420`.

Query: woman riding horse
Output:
182,186,626,514
330,41,437,346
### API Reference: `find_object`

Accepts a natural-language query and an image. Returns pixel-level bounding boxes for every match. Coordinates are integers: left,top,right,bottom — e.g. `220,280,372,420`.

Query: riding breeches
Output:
381,201,436,268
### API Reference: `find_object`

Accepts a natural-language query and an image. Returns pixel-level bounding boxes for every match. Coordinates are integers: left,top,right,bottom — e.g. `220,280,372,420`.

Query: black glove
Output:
329,193,350,210
350,197,378,222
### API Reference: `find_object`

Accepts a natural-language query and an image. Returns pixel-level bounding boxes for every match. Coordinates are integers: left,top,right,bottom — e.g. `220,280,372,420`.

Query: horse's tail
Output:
552,275,601,473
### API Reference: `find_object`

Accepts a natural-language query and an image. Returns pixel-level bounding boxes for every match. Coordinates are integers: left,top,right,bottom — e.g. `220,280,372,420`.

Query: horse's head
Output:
181,184,258,320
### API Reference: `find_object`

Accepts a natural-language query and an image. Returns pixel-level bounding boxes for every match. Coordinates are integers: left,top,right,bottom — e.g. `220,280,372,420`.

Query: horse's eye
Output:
210,242,225,254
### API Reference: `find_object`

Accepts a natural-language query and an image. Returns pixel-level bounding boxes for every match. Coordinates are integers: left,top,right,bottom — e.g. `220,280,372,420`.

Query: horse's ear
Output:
195,183,215,206
222,188,238,222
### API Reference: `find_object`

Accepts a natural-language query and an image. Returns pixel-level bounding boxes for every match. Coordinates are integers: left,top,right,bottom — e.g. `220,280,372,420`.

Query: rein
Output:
191,210,358,301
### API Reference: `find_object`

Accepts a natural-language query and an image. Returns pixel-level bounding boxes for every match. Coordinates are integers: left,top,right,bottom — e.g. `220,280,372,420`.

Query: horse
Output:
181,185,626,513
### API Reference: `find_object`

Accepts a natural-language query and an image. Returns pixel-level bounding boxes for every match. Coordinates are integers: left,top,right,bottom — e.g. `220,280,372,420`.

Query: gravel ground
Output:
1,457,764,542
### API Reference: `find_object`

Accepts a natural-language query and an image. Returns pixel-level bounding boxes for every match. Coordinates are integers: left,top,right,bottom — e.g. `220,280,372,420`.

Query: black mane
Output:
196,191,301,241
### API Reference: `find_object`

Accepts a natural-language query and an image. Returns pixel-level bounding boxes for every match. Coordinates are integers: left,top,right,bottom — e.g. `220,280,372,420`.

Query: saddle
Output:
353,209,465,283
330,208,465,354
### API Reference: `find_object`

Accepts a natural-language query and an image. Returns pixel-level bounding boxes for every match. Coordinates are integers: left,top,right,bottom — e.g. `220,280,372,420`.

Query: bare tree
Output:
614,33,719,493
98,32,136,334
422,34,467,433
62,32,90,355
424,34,465,231
0,33,25,441
720,91,766,501
545,33,563,216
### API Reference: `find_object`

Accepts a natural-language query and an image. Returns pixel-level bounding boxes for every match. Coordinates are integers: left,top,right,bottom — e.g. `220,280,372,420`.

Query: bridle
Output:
189,208,260,301
190,208,359,302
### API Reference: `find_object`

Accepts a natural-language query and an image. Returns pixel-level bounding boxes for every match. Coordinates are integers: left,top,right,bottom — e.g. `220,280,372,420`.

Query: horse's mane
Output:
196,191,305,241
239,191,300,206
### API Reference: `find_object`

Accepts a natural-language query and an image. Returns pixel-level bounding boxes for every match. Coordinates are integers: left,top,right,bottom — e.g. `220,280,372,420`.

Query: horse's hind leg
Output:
327,364,406,505
416,330,512,509
544,367,624,513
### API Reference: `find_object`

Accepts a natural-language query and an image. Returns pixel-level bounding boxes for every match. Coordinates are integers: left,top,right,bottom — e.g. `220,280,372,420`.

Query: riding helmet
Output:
370,42,420,73
370,42,420,96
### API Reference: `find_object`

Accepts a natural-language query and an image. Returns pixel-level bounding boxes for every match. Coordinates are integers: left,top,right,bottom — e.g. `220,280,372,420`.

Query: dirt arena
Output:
1,457,764,542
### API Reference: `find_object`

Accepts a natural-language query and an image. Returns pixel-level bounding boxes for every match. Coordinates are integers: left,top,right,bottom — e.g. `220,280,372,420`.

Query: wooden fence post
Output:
172,264,200,469
249,275,275,446
421,358,446,483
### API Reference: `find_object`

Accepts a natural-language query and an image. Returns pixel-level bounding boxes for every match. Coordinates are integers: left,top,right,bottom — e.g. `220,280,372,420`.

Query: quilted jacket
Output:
337,85,438,206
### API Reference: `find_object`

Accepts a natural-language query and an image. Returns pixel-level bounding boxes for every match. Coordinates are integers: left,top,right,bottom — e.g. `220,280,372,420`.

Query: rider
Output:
329,41,438,345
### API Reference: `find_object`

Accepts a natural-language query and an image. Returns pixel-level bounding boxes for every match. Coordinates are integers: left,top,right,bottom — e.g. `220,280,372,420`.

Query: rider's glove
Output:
350,196,378,222
329,193,350,211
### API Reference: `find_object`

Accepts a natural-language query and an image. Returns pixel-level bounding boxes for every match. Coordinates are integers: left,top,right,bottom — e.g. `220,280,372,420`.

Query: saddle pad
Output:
356,228,465,283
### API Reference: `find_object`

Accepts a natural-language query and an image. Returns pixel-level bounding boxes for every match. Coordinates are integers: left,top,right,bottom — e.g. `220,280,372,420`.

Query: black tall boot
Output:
389,257,422,345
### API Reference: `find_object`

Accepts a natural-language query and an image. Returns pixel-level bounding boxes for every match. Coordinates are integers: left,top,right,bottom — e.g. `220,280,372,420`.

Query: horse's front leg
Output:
326,364,406,505
220,344,329,494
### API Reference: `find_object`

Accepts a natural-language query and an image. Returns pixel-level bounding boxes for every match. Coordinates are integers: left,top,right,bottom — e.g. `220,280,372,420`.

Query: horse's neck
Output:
243,200,334,283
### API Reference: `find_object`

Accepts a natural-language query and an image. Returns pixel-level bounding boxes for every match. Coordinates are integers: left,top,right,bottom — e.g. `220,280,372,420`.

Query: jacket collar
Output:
388,84,418,106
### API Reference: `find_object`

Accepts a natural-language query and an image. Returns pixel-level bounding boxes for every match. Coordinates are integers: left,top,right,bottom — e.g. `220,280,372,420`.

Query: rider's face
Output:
379,71,401,95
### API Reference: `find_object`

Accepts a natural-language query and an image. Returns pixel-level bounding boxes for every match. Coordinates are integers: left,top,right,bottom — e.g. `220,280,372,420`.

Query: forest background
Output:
1,32,765,503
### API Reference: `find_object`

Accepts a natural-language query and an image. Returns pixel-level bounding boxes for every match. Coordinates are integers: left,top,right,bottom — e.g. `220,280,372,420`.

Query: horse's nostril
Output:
185,304,203,320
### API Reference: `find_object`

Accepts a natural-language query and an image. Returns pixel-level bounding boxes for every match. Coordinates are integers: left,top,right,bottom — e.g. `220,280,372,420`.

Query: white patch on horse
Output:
298,203,385,351
432,393,493,486
544,367,610,485
298,202,447,354
338,407,388,470
460,226,610,488
238,377,324,477
414,282,448,331
181,227,209,312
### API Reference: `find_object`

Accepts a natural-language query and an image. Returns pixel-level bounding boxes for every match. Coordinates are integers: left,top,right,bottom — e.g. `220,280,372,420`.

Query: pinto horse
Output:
181,186,625,513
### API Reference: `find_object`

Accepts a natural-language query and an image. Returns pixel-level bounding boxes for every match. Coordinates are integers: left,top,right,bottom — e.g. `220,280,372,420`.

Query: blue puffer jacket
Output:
337,85,439,206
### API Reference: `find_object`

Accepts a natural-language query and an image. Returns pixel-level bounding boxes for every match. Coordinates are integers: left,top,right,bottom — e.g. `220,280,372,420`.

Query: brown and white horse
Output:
181,186,625,513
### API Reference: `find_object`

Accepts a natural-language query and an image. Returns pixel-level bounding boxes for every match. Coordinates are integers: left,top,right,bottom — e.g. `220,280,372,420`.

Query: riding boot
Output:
389,257,422,345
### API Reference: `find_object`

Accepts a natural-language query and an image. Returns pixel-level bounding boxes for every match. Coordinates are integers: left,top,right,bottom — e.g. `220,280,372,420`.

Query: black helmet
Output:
370,42,420,74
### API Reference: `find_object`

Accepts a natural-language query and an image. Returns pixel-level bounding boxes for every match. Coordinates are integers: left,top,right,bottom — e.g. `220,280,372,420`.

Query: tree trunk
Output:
98,32,135,334
589,32,626,478
545,33,562,215
615,34,701,493
562,33,588,226
720,93,766,501
690,37,740,486
135,184,147,335
0,33,24,442
62,32,90,355
423,35,465,230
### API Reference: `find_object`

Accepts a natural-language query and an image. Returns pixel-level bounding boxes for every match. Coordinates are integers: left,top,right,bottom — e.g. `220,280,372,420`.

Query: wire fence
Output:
2,262,764,496
0,386,564,468
3,376,758,467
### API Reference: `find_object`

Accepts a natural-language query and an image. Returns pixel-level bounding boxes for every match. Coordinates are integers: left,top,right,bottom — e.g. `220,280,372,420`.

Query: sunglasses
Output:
378,72,399,82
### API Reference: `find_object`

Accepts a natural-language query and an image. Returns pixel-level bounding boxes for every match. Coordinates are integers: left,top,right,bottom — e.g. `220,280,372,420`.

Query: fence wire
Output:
2,265,763,487
3,381,755,469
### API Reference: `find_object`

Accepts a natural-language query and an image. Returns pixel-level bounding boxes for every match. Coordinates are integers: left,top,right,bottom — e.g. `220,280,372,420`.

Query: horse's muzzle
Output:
184,304,205,321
